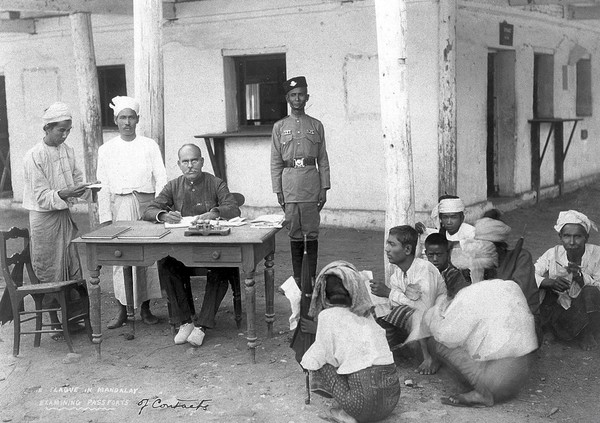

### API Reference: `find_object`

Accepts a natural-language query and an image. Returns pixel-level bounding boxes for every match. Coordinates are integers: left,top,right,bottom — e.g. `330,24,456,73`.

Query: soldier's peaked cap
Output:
283,76,308,94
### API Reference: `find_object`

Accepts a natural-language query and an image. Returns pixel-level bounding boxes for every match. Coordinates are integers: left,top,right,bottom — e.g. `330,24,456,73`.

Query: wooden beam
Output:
0,18,34,33
0,1,176,19
70,12,102,227
134,0,165,158
374,0,415,281
509,0,597,5
567,5,600,19
438,0,457,197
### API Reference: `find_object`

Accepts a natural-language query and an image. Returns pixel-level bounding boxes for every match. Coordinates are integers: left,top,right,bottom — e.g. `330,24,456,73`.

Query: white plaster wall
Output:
458,2,600,197
1,0,600,228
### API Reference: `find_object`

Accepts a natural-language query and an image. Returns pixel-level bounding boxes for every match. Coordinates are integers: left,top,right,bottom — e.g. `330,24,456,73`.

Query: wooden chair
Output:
0,227,92,356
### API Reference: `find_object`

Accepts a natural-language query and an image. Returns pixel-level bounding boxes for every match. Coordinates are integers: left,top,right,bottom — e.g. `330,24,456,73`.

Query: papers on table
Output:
81,226,131,240
250,214,285,229
164,216,196,229
164,216,247,229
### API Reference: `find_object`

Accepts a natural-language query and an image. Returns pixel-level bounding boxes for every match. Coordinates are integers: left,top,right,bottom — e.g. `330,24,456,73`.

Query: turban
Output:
308,260,373,319
109,96,140,117
430,197,465,222
474,217,512,243
42,102,72,125
554,210,597,234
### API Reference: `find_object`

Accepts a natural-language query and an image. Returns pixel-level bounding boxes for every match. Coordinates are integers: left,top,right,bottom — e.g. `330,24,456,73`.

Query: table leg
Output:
264,253,275,338
89,266,102,360
123,266,135,339
244,272,256,364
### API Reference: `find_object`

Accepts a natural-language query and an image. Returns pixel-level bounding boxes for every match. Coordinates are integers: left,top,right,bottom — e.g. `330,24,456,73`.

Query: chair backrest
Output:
231,192,245,207
0,227,38,294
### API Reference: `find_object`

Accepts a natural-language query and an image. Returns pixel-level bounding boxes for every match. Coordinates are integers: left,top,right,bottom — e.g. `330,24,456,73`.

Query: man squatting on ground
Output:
271,76,330,285
370,225,447,376
97,96,167,328
535,210,600,351
423,224,537,407
143,144,240,346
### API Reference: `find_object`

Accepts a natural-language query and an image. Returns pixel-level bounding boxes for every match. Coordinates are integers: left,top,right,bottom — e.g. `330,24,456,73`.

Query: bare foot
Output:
329,407,358,423
416,356,440,375
441,390,493,407
580,329,598,351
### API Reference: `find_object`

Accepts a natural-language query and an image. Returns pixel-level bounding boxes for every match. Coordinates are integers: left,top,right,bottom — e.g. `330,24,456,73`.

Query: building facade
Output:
0,0,598,228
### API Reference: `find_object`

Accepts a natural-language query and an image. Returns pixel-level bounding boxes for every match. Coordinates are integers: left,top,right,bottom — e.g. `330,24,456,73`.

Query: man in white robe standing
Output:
97,96,167,328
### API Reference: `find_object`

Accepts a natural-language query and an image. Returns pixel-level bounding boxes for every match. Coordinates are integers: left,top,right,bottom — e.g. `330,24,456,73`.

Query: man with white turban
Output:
534,210,600,350
97,96,167,328
19,102,91,336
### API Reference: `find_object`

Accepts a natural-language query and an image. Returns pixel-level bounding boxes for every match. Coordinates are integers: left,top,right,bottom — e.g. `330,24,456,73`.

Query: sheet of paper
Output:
164,216,248,229
164,216,196,229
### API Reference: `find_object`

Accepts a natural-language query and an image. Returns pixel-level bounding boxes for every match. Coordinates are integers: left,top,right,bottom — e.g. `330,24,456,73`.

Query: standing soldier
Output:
271,76,330,286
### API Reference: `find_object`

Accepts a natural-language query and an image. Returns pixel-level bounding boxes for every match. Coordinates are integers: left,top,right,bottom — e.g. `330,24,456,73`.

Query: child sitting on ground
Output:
424,233,470,298
301,261,400,423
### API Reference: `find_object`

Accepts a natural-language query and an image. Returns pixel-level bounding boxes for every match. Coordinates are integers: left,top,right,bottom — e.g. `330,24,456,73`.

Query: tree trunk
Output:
70,12,102,228
134,0,165,160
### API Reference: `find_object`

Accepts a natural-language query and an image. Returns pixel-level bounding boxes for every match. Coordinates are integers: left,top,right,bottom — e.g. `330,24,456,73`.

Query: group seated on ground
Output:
303,204,600,415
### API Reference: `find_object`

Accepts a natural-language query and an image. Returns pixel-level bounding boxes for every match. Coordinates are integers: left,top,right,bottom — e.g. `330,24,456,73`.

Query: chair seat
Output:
17,279,86,294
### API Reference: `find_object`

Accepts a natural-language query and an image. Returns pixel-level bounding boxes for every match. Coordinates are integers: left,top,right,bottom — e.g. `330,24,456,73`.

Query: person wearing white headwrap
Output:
534,210,600,350
20,102,92,336
97,95,167,328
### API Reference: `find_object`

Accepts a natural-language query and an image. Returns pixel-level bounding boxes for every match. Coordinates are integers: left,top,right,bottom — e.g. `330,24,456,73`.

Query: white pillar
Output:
70,12,102,227
374,0,415,280
438,0,457,197
133,0,165,158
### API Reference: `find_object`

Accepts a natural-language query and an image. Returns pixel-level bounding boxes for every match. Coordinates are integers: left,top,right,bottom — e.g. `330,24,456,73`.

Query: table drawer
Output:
97,245,144,262
193,246,241,263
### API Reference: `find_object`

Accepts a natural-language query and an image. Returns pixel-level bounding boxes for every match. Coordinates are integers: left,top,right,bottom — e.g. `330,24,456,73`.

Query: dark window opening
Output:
576,58,592,117
234,54,287,127
97,65,127,128
533,54,554,119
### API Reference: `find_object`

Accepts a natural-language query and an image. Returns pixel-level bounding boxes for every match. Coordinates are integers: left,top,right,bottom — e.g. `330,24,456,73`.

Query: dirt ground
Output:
1,184,600,423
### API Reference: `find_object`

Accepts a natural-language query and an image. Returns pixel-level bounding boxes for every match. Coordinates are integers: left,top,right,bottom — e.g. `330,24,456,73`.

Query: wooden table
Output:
73,221,280,363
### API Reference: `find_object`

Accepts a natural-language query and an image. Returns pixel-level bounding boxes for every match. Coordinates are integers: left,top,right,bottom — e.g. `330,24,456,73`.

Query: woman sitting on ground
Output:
300,261,401,423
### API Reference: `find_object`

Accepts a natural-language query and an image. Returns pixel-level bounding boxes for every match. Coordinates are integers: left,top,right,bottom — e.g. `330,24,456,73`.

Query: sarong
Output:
311,363,400,423
111,192,161,307
429,339,532,405
540,286,600,340
29,209,82,308
377,305,414,350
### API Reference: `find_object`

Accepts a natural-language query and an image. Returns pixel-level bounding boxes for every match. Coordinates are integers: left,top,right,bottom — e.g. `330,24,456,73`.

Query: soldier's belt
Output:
284,157,316,168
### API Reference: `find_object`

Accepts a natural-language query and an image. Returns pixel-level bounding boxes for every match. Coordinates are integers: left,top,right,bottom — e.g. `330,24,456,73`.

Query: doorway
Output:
0,76,12,198
486,50,516,197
